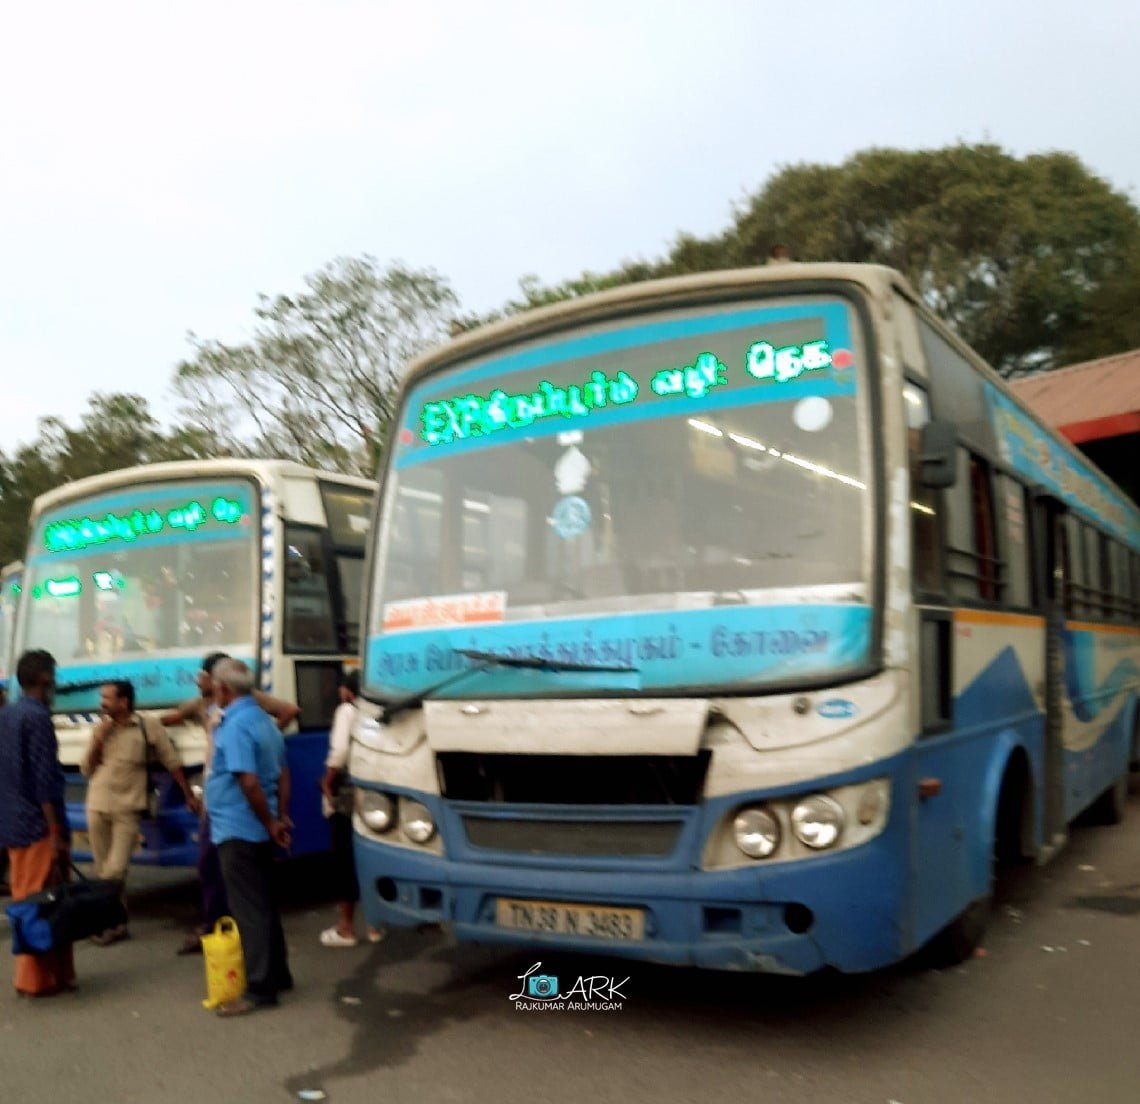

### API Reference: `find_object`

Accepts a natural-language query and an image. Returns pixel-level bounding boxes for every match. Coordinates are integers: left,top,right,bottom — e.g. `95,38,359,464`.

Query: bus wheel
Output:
1087,772,1128,826
929,895,991,967
928,757,1026,967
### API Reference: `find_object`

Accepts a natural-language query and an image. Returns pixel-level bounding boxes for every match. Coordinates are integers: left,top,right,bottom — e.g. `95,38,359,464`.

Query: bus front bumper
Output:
353,826,909,974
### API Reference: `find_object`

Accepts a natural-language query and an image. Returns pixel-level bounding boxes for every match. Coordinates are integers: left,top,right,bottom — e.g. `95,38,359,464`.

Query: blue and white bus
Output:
351,264,1139,972
12,460,374,865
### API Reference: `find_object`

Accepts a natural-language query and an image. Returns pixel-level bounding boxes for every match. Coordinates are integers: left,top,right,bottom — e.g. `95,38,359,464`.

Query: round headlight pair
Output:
791,795,845,850
732,794,845,859
399,800,436,844
357,790,394,833
356,791,436,844
733,807,780,859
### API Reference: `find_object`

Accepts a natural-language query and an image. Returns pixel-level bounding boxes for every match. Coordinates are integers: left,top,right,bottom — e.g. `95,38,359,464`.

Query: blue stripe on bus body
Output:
53,654,258,714
1061,627,1140,723
365,603,874,697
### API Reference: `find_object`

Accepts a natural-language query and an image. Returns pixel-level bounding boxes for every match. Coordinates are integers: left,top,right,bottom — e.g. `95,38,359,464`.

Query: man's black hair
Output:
201,651,230,674
104,679,135,710
16,649,56,691
341,669,360,696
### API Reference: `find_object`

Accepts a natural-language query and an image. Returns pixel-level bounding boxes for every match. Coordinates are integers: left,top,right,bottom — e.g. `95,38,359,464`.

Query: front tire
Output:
928,894,991,966
1087,772,1128,826
926,756,1027,967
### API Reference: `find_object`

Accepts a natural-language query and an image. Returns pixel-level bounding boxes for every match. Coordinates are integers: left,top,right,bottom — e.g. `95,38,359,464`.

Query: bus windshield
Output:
367,294,874,698
20,477,259,710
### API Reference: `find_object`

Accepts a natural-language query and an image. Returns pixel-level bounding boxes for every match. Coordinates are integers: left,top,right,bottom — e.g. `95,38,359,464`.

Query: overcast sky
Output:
1,0,1137,449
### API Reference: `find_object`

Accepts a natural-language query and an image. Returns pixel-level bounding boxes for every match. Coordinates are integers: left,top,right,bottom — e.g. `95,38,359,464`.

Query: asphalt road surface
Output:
3,791,1140,1104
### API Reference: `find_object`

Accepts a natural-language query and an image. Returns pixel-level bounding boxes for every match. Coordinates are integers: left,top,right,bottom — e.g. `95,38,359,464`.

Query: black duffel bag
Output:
6,865,127,954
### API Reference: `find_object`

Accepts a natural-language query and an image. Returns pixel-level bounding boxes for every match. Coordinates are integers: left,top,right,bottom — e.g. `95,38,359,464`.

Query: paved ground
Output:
2,789,1140,1104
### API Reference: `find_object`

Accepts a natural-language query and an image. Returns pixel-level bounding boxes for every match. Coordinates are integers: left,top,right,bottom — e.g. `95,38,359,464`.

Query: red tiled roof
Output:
1009,349,1140,444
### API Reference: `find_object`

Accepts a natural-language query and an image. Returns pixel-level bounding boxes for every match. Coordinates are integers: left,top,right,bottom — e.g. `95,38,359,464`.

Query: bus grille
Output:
462,815,682,857
436,752,710,806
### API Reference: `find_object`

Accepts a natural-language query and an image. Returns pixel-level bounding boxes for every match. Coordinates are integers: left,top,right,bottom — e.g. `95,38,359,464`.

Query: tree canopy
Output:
174,256,458,477
491,144,1140,377
0,393,209,564
5,143,1139,564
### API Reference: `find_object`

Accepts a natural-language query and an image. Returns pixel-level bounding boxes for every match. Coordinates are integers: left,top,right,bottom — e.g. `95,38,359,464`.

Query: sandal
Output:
319,926,358,948
176,931,204,956
90,926,130,947
367,927,386,944
216,996,274,1017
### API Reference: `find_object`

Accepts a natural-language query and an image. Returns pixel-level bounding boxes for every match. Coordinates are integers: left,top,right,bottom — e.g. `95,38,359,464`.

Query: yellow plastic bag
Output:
201,917,246,1009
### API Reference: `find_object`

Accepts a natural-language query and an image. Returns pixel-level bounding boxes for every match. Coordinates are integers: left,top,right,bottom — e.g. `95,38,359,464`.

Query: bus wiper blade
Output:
380,658,499,724
380,649,640,725
454,648,638,674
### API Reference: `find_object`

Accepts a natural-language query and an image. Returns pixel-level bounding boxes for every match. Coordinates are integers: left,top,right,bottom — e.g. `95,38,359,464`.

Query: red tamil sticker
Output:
382,591,506,633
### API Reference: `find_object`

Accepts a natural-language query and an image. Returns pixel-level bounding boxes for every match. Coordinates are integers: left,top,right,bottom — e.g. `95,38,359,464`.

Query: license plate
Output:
496,897,645,941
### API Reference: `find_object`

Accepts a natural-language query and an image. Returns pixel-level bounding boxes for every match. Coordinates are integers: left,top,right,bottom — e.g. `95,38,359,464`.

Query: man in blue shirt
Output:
0,650,76,996
205,658,293,1016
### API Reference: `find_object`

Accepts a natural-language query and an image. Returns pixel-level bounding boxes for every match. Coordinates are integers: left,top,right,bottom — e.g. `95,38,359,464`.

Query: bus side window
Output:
1082,523,1104,620
917,319,994,453
1064,517,1086,619
944,448,1000,604
1095,529,1109,619
996,476,1033,610
1111,538,1127,621
283,524,338,653
903,382,943,597
1116,540,1130,622
1097,530,1113,622
335,553,364,653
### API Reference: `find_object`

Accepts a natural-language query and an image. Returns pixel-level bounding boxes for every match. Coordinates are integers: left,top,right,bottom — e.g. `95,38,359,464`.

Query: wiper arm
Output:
380,658,499,724
454,648,638,674
380,648,639,724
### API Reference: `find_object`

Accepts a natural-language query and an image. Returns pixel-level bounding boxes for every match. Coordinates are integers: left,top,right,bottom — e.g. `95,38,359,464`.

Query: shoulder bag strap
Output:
135,712,155,765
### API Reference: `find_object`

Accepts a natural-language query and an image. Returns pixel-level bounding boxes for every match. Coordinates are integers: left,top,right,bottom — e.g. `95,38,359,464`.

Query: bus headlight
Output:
357,790,395,833
791,794,845,850
399,800,436,844
733,806,780,859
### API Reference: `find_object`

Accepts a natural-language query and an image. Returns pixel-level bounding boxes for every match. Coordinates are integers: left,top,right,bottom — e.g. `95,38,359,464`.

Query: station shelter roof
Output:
1009,349,1140,444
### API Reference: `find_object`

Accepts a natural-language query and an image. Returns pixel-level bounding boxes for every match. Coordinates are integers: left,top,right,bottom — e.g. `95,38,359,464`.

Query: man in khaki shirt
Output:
81,679,199,944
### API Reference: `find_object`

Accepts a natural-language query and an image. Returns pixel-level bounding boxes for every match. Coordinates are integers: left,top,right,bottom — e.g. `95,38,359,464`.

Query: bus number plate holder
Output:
495,897,645,940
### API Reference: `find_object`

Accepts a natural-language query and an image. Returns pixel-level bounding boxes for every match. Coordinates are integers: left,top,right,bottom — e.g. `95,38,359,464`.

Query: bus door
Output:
1035,494,1068,858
